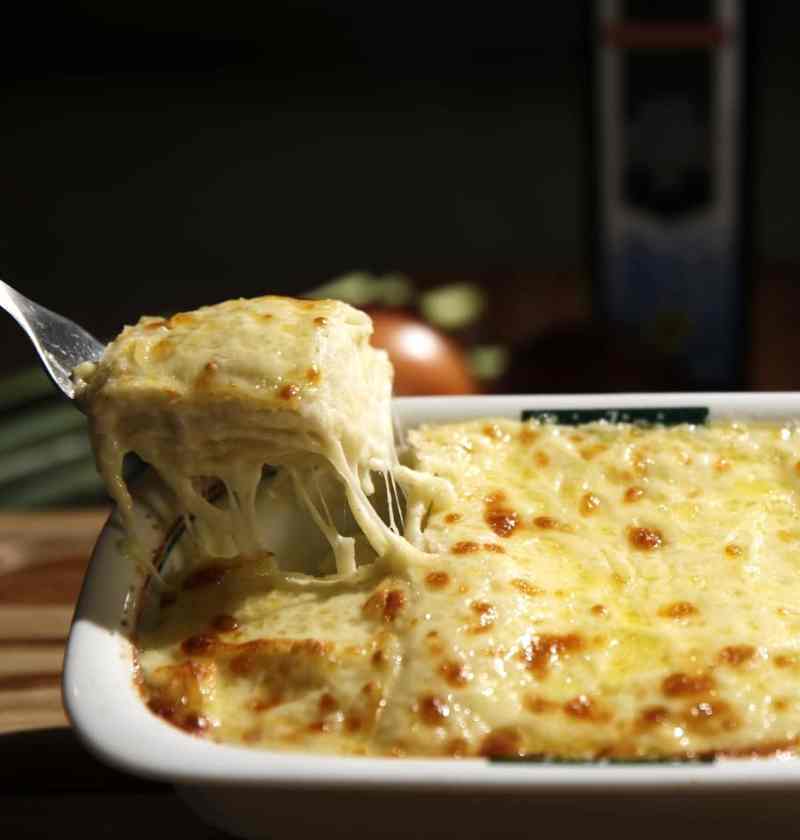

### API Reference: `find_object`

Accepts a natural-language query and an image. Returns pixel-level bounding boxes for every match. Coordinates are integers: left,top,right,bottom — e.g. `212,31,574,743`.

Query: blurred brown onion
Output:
366,307,478,396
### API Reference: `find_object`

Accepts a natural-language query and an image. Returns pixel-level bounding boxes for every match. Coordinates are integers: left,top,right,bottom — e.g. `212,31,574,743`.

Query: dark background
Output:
1,1,799,387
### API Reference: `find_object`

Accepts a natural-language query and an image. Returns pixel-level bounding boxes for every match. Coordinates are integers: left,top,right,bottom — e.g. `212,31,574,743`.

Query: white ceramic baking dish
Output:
64,394,800,839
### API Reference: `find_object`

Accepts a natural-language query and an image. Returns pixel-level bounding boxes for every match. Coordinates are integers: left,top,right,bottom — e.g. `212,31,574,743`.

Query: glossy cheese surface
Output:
137,418,800,758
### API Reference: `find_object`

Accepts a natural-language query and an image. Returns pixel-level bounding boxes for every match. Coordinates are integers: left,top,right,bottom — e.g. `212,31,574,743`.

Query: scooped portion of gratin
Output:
135,416,800,759
73,296,418,575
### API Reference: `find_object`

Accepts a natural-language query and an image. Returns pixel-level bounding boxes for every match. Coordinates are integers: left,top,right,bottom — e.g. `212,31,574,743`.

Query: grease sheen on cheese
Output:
137,416,800,759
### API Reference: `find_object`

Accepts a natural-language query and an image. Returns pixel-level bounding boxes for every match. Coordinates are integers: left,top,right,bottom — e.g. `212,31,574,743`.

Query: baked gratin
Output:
73,296,417,575
76,296,800,760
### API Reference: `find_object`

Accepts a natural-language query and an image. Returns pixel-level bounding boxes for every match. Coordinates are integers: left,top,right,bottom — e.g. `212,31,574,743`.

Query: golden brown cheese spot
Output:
684,700,739,734
145,662,207,733
638,706,669,728
345,715,362,733
519,634,583,677
143,319,167,331
229,651,256,676
179,712,209,734
221,638,331,681
425,571,450,589
486,510,519,538
658,601,699,619
715,458,732,473
563,694,606,722
581,444,607,461
426,632,444,656
194,359,219,390
591,604,608,617
387,590,408,621
511,578,542,597
445,737,470,757
580,492,601,516
484,490,506,505
519,427,539,445
419,694,450,725
363,588,406,622
242,727,263,743
482,423,505,440
725,543,743,558
305,365,321,384
452,540,480,554
211,614,239,633
534,451,550,467
313,316,328,327
469,601,497,633
181,633,217,657
167,312,196,328
278,382,301,401
483,491,519,538
525,695,557,714
152,338,176,361
479,727,523,758
319,693,338,715
628,526,664,551
662,672,714,697
533,516,574,533
440,660,472,687
632,450,651,476
607,466,634,484
624,486,645,504
774,654,799,669
250,692,284,713
371,649,386,668
719,645,756,666
182,564,229,590
444,512,462,524
483,542,505,553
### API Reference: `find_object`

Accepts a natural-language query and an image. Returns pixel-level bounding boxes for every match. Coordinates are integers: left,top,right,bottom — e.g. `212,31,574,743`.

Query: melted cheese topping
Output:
74,296,417,574
137,417,800,759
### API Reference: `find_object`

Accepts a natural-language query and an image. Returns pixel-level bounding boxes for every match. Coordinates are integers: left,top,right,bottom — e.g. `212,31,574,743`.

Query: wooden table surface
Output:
6,509,800,840
0,509,227,838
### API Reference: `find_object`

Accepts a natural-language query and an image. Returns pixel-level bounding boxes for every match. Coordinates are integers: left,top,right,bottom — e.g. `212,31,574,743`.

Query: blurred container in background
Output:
593,0,749,390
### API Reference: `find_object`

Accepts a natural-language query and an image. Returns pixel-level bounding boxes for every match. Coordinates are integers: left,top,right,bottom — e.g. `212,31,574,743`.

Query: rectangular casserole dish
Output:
64,393,800,838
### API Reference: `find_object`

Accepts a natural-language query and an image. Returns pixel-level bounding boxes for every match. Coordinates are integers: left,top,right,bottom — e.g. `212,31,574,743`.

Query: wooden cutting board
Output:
0,508,109,734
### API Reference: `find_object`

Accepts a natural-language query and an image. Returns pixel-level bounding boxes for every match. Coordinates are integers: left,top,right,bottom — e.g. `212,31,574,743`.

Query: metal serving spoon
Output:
0,278,105,400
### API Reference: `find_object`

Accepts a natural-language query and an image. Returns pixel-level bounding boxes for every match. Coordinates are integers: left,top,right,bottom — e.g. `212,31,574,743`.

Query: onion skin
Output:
366,307,478,396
